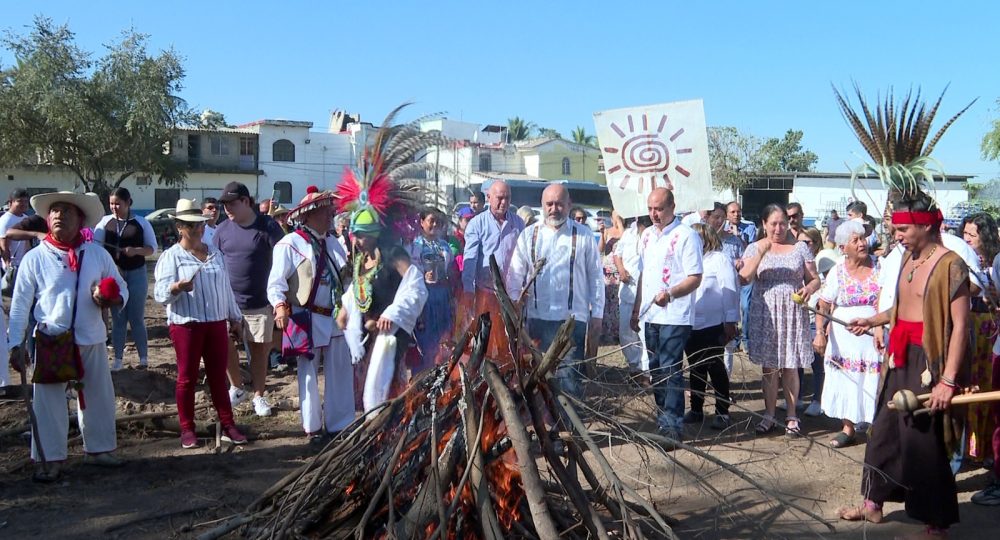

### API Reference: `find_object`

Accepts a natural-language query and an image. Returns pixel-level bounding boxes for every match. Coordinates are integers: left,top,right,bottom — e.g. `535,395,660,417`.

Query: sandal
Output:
829,431,856,448
785,417,802,438
755,414,776,434
32,463,62,483
837,501,883,523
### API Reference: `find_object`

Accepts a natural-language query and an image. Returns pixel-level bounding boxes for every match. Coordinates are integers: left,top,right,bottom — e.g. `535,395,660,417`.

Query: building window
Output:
479,153,491,172
239,136,256,156
273,181,292,204
273,139,295,162
210,135,231,156
561,157,571,175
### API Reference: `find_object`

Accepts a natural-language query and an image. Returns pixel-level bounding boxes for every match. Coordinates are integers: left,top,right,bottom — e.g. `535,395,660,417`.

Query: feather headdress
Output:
336,103,453,239
833,84,976,206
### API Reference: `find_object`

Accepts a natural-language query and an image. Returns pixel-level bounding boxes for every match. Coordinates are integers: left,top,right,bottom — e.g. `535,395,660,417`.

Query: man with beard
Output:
841,192,970,536
507,184,603,397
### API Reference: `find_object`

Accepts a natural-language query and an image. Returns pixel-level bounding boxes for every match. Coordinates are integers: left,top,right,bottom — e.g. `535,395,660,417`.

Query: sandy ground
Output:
1,268,998,539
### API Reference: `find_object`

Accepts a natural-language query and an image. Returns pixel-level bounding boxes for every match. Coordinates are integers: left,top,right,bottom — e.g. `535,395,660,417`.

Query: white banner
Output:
593,100,714,218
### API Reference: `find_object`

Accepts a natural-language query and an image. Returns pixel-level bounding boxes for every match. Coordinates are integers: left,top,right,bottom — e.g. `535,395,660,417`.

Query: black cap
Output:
219,182,251,203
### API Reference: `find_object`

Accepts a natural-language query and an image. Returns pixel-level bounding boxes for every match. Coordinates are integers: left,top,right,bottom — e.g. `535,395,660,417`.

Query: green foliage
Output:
571,126,595,146
536,127,562,140
707,126,763,198
758,129,817,172
199,109,232,129
506,116,535,141
982,98,1000,162
0,17,195,201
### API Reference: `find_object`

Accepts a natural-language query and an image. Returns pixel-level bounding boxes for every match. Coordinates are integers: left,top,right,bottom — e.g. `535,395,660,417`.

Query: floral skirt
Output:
967,311,997,460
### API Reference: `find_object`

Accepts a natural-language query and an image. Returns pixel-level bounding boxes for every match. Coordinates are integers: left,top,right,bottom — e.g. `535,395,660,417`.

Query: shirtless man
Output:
842,192,970,538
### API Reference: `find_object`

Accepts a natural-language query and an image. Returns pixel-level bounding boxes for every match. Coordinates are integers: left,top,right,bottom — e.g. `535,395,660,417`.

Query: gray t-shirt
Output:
0,211,29,269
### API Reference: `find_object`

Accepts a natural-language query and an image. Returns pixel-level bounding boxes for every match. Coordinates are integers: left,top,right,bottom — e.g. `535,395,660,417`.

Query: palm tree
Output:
571,126,596,146
537,127,562,139
506,117,535,142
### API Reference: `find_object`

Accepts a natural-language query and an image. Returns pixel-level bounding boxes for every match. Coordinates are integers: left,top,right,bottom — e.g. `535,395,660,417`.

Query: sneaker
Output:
111,358,123,372
710,415,731,430
221,424,248,445
804,401,823,417
137,359,148,370
253,395,272,417
84,452,125,467
229,386,248,407
180,430,199,449
682,411,704,424
268,349,283,369
971,481,1000,506
307,431,326,447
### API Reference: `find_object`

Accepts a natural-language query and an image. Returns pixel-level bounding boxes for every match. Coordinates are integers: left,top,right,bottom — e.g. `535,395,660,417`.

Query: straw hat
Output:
30,191,105,229
169,199,209,222
287,186,336,221
271,205,290,217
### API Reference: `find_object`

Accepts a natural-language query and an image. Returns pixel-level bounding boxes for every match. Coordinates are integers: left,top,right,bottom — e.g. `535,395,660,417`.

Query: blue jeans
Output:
645,323,692,433
112,266,149,362
798,352,825,402
740,283,752,348
528,318,587,398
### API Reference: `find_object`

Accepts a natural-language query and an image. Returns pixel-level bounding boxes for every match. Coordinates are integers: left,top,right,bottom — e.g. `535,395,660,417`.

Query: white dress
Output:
819,259,882,423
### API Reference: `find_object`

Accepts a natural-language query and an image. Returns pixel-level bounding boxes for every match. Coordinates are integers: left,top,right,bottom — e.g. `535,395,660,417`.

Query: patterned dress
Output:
819,259,882,423
745,241,814,369
601,238,620,344
968,264,997,461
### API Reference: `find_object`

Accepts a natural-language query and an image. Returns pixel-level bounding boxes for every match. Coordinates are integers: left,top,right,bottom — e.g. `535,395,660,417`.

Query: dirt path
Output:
1,287,998,538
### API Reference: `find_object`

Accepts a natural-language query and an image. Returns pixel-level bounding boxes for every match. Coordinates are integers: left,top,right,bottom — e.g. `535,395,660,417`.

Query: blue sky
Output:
4,1,999,179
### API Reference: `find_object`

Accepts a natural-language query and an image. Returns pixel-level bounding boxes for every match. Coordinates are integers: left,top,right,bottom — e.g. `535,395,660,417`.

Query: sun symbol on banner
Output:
603,113,693,193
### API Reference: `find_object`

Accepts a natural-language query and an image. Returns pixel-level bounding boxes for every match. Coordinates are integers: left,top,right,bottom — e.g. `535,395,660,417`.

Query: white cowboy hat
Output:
815,248,843,275
30,191,105,229
169,199,209,222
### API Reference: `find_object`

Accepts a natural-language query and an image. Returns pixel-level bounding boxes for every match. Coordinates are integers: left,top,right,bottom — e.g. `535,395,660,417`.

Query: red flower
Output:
98,277,121,301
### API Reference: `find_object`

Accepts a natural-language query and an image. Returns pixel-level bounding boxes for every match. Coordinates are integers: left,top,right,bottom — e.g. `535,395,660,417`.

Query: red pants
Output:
993,354,1000,478
169,321,234,431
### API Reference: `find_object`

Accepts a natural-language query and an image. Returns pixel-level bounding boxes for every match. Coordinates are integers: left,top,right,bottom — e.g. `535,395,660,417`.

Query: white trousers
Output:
0,309,8,387
32,343,117,461
298,336,355,434
618,299,648,371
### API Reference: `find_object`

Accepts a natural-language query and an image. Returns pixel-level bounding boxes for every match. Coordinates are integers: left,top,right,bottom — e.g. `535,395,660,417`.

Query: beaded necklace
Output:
353,248,381,313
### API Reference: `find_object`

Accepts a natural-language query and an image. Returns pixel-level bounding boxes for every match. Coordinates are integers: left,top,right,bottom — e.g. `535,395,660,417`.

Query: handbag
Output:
1,264,16,297
281,232,332,361
32,250,86,385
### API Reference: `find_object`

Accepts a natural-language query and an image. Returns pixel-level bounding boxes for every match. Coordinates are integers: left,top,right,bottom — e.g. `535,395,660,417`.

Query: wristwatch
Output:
664,289,673,303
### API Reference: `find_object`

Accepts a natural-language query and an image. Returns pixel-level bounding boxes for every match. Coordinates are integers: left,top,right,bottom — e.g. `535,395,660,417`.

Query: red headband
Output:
891,210,943,225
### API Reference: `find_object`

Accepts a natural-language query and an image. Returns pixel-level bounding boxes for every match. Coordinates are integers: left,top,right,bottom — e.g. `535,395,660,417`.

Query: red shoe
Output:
221,424,247,445
180,430,199,449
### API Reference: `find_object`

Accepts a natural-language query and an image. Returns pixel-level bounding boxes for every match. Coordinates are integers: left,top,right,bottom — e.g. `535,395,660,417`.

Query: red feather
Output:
366,175,393,216
336,168,363,212
98,277,121,301
306,185,319,194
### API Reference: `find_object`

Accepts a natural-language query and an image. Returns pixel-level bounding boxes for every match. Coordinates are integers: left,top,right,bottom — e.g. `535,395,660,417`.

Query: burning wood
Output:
210,256,676,540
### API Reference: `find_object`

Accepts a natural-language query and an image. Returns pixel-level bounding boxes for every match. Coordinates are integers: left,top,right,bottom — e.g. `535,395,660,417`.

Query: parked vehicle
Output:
145,208,178,249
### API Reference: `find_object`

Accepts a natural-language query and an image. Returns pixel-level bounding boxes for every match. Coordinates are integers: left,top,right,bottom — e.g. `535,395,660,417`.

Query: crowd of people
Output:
0,180,998,535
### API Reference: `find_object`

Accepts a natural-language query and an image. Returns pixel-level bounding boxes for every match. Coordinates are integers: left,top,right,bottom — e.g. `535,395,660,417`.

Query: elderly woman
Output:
517,206,537,228
962,212,1000,463
684,224,739,429
740,204,821,436
93,187,158,370
812,220,882,448
154,199,246,449
8,192,128,481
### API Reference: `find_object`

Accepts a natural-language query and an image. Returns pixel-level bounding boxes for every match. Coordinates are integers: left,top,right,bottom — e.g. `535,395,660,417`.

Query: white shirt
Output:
8,241,129,348
691,251,740,330
638,218,703,326
342,264,428,363
153,243,242,325
93,214,159,250
267,228,349,343
0,211,29,269
615,224,642,303
877,234,982,313
506,220,605,323
201,224,216,247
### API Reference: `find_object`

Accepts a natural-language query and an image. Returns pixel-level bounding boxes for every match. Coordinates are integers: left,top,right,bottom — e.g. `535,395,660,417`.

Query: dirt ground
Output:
1,271,999,539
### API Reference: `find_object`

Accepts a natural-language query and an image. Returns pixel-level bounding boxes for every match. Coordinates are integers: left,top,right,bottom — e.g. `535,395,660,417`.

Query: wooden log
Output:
460,368,504,540
482,360,560,540
354,418,413,540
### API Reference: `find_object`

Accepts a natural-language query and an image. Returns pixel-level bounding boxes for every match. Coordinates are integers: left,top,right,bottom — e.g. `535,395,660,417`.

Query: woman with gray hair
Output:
812,219,882,448
516,206,537,227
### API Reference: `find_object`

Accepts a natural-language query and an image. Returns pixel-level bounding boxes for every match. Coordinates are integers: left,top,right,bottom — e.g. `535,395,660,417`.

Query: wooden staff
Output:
790,292,874,336
888,388,1000,415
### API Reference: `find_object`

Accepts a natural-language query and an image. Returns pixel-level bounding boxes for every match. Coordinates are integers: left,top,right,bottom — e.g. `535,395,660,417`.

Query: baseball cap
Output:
457,207,474,219
219,182,251,203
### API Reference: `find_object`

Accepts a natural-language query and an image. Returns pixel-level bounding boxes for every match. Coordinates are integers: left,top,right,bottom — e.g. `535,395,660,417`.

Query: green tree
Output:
0,17,195,203
707,126,763,198
758,129,818,172
982,98,1000,162
506,116,535,141
571,126,595,146
536,127,562,139
199,109,232,129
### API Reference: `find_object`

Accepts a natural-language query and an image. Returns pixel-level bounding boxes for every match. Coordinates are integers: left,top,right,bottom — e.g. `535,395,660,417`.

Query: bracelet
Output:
940,376,958,388
274,302,290,312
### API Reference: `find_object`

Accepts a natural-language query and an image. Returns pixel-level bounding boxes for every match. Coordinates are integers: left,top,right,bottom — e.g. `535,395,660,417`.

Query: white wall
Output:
790,176,968,218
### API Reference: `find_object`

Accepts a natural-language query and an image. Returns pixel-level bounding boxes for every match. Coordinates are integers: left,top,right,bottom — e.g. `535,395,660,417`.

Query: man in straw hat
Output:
267,188,351,443
8,191,128,481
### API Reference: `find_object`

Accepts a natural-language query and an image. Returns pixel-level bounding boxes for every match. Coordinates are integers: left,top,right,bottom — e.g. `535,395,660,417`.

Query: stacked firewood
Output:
208,257,677,540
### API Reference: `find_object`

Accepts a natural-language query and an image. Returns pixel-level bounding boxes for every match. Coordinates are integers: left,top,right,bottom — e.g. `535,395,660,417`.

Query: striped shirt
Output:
153,243,242,325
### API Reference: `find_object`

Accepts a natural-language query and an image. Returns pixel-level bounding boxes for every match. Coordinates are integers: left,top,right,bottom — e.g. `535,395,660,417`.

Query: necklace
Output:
353,249,381,313
905,245,938,283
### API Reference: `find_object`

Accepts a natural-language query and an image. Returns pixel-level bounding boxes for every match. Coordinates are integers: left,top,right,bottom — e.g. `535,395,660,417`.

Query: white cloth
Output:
618,298,647,370
8,241,128,349
267,229,349,344
342,264,428,364
298,335,354,433
615,224,642,303
363,333,398,412
506,220,605,323
682,212,703,226
153,244,242,324
638,218,703,326
92,214,159,250
0,309,8,387
32,344,117,461
878,235,981,313
691,251,740,330
0,211,29,269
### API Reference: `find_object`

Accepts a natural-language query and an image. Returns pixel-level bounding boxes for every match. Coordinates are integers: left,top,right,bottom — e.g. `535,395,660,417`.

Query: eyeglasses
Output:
204,205,217,211
801,239,814,245
787,212,801,219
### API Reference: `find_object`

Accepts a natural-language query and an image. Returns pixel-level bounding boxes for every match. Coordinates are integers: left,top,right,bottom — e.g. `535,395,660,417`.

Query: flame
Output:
487,460,524,531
